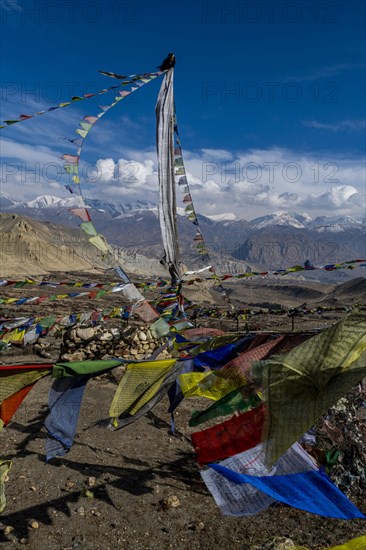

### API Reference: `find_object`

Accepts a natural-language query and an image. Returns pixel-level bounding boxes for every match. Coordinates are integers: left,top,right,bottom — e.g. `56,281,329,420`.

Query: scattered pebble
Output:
87,476,96,487
29,521,39,529
188,521,205,531
3,526,14,535
162,495,180,509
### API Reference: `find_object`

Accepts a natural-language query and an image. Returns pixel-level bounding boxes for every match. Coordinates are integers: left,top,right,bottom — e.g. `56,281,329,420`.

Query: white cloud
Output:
1,0,22,12
285,63,365,82
302,119,366,132
85,147,365,219
1,138,365,219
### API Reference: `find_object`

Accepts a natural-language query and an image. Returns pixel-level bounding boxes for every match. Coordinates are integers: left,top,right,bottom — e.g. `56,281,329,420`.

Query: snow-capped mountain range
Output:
1,193,364,232
248,210,365,232
1,193,364,280
1,193,157,218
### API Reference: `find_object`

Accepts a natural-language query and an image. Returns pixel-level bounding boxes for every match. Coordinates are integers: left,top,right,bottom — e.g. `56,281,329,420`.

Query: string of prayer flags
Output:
0,71,162,129
1,259,365,291
173,109,211,259
191,404,266,464
99,70,161,81
0,301,160,349
58,77,163,318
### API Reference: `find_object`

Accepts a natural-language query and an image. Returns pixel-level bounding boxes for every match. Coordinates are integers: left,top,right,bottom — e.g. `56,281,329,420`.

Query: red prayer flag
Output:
0,364,52,372
222,336,285,380
83,116,98,124
191,404,266,465
69,208,91,222
0,384,34,426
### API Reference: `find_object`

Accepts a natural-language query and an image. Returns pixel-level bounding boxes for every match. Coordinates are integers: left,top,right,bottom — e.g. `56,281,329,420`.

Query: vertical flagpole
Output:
156,67,182,283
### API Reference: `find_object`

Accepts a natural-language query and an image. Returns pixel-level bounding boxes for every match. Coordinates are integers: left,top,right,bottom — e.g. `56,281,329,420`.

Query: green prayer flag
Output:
189,388,262,427
80,222,98,236
53,360,123,378
64,164,79,174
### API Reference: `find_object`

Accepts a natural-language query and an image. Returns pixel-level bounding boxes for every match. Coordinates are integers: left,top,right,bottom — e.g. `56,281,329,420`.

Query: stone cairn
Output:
59,324,172,363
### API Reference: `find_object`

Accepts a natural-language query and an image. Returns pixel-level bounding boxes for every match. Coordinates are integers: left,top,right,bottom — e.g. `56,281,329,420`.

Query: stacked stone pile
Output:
59,325,172,362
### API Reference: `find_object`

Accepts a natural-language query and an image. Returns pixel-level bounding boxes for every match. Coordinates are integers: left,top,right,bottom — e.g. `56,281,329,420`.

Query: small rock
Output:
76,327,95,341
65,480,75,489
87,476,96,487
76,507,85,516
98,332,113,342
162,495,180,509
30,486,37,492
38,350,51,358
110,328,120,339
61,351,85,362
29,521,39,529
19,538,28,544
3,526,14,535
138,331,147,341
188,521,205,531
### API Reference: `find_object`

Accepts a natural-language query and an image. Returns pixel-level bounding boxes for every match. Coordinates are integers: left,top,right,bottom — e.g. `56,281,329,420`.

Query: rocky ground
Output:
0,272,365,549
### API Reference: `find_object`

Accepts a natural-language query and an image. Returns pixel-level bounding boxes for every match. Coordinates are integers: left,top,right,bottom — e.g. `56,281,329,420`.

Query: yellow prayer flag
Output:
179,371,246,401
109,359,176,418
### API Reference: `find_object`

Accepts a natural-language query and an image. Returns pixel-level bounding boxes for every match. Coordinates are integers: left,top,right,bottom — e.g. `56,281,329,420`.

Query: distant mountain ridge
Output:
1,193,364,230
1,193,365,280
1,193,157,218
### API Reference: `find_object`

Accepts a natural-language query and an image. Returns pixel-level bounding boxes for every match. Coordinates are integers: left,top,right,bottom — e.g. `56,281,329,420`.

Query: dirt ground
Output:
1,273,365,549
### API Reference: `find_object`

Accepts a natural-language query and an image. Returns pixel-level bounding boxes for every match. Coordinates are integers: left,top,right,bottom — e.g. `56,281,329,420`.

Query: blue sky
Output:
0,0,365,220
